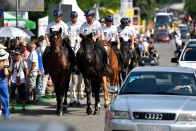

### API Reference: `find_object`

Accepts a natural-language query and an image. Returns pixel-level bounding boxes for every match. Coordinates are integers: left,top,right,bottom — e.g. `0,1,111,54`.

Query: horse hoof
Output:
63,107,68,113
93,111,99,115
86,108,92,115
57,111,63,116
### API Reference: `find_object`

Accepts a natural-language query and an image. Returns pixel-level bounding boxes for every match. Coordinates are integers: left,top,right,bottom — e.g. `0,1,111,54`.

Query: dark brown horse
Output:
44,28,72,116
119,37,139,82
76,33,107,115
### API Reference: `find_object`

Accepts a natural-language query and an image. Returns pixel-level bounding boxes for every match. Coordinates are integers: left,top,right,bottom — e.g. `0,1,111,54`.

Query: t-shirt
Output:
27,50,38,76
10,60,28,83
101,25,118,41
117,26,133,41
45,20,68,38
80,20,101,36
35,49,43,73
67,21,82,53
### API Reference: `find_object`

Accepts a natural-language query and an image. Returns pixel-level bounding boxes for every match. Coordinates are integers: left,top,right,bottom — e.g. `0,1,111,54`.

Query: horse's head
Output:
50,27,63,49
80,33,95,64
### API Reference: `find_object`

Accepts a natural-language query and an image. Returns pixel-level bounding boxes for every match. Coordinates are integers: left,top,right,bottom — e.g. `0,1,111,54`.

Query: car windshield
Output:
119,72,196,96
180,29,188,33
181,47,196,61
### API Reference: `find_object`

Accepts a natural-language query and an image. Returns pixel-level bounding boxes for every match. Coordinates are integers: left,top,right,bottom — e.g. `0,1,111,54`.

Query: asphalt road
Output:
8,39,177,131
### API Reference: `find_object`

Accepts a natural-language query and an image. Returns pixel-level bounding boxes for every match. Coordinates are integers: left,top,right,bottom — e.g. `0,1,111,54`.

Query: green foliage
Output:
185,0,196,18
135,0,157,21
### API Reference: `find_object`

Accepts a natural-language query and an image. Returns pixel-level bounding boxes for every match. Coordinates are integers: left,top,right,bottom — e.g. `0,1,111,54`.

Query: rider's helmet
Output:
53,9,62,17
105,15,113,22
84,9,95,16
99,18,105,23
70,11,78,17
120,18,129,26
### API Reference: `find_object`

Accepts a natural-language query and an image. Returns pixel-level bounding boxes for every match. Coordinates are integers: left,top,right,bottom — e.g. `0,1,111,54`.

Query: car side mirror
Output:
171,58,178,63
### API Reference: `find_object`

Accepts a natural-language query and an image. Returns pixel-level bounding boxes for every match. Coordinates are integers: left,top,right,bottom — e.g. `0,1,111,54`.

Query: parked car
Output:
154,29,170,43
105,66,196,131
171,43,196,69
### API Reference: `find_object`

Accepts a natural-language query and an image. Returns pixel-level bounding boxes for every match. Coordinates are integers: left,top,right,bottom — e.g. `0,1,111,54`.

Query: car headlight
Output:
151,60,155,63
113,111,130,119
186,33,190,36
105,107,129,121
178,113,196,121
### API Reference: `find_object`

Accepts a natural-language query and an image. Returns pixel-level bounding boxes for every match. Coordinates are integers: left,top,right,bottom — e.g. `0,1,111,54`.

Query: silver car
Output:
105,66,196,131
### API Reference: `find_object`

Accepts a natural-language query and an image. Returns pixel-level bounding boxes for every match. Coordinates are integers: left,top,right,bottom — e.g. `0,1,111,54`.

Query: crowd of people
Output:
0,35,49,119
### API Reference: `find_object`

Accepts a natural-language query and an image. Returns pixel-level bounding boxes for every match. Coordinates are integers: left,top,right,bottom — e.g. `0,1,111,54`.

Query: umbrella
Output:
0,26,30,38
14,26,35,36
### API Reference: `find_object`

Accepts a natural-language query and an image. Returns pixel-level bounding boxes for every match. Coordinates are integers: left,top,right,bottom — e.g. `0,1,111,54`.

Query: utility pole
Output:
16,0,19,27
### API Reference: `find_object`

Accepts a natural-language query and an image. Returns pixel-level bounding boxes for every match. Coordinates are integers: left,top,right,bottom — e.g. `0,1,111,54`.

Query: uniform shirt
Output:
80,20,101,36
128,25,137,37
117,26,133,41
27,50,38,76
67,21,82,52
10,60,28,84
101,25,118,41
45,20,68,38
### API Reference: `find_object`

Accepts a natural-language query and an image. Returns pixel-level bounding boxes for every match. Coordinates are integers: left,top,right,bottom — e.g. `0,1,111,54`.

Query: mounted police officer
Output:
66,11,84,106
44,9,75,74
79,9,109,74
101,15,126,74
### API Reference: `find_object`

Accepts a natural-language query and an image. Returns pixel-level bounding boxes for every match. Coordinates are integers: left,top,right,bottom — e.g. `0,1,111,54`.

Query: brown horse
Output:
45,28,72,116
101,40,121,107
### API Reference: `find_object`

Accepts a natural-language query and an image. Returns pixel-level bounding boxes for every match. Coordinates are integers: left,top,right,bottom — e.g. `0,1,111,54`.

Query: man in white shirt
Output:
67,11,84,106
117,18,135,48
79,9,109,73
26,42,38,102
101,15,125,73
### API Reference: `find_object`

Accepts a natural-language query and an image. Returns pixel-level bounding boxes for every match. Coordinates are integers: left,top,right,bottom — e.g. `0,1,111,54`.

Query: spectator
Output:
37,36,49,96
9,48,28,113
0,48,10,119
35,42,43,101
20,41,30,61
26,42,38,103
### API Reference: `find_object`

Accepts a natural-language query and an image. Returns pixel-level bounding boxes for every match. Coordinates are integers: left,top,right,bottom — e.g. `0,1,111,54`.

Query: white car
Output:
104,66,196,131
171,41,196,69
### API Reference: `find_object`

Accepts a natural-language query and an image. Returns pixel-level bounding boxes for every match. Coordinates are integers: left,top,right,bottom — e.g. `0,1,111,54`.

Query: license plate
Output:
137,124,168,131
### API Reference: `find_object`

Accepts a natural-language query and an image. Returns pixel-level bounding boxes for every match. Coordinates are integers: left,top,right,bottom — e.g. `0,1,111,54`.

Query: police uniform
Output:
45,21,69,39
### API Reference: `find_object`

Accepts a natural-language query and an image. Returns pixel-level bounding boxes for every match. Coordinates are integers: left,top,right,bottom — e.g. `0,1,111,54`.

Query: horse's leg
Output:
69,73,77,107
54,83,61,115
63,77,70,114
92,79,101,115
84,78,92,115
103,76,110,108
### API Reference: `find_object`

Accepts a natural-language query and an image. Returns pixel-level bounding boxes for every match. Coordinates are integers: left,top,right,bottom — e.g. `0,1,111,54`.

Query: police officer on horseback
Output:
44,9,76,74
79,9,109,74
101,15,126,74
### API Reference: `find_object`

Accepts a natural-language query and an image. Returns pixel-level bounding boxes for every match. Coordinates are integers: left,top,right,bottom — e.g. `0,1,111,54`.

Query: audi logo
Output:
145,113,163,120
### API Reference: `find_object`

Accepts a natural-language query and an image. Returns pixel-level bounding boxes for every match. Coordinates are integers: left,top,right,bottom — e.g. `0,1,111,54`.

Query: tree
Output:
185,0,196,19
134,0,157,21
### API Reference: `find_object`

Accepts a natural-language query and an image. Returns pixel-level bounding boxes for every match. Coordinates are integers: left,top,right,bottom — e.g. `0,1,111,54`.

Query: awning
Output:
3,12,36,30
